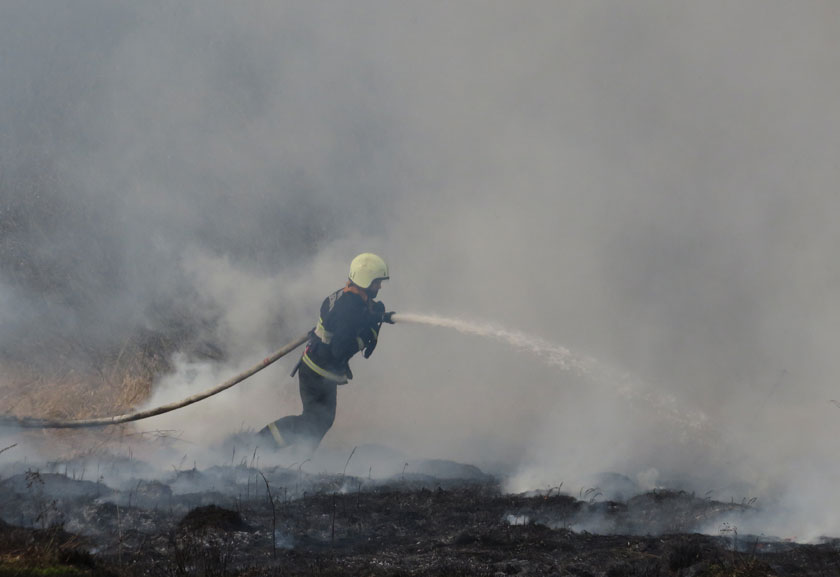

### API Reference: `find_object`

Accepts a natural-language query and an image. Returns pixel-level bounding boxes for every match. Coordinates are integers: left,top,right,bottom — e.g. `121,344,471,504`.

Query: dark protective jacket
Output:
300,285,384,382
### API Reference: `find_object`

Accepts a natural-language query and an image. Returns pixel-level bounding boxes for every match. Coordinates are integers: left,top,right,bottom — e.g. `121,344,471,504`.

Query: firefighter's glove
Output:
361,326,379,359
371,300,387,323
383,311,396,324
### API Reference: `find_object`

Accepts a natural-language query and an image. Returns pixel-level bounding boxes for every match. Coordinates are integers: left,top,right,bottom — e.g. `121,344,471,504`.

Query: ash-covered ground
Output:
1,442,838,577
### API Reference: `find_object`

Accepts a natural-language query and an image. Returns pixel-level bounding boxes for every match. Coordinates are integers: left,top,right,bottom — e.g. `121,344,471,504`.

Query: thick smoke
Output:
2,1,840,539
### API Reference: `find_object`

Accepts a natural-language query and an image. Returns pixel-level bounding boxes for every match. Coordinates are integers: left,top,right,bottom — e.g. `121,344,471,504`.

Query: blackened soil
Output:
178,505,253,534
1,467,839,576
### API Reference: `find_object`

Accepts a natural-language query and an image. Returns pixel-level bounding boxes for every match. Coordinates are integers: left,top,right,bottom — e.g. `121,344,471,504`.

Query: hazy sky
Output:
2,1,840,538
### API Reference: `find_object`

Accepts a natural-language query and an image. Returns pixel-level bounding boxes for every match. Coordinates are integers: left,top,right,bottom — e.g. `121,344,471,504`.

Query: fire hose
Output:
0,331,312,429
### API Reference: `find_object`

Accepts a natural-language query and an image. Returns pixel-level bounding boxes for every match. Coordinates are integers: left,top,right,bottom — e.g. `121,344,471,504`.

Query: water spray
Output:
391,312,592,376
391,312,711,436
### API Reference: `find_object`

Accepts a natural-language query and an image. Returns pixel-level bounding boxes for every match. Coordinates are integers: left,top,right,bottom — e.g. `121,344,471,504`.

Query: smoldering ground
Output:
2,1,840,542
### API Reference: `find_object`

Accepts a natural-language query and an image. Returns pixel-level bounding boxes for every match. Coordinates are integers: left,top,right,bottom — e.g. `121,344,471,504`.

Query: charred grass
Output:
2,467,840,577
0,519,115,577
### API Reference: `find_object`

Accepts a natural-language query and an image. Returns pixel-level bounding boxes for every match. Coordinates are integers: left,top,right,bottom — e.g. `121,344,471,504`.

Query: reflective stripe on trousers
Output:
267,422,286,447
301,352,348,383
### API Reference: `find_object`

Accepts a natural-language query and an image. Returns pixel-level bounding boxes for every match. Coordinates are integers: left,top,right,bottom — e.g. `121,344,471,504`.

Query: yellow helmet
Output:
348,253,389,289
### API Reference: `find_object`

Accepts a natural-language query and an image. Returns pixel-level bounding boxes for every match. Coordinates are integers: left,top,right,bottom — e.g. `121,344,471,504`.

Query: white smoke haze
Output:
2,1,840,540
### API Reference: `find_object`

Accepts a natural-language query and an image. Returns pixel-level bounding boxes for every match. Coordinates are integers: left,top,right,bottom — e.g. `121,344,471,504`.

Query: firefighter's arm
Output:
327,299,368,360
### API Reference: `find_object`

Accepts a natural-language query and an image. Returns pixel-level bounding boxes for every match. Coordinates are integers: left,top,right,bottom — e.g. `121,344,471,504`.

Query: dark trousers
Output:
259,362,337,452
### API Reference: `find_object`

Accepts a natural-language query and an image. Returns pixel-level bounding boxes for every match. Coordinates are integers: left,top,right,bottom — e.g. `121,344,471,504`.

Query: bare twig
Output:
116,504,123,568
342,446,357,479
0,443,17,456
258,471,277,561
296,459,310,499
331,492,337,545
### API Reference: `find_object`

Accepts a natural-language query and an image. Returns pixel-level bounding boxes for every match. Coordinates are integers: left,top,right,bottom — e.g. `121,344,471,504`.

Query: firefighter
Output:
257,253,394,453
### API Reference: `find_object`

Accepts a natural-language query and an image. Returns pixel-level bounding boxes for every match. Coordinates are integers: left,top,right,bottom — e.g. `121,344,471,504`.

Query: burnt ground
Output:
1,458,839,577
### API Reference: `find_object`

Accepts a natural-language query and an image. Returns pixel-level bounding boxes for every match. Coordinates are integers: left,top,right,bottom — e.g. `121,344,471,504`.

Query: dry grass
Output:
0,324,187,419
0,343,169,422
0,332,182,454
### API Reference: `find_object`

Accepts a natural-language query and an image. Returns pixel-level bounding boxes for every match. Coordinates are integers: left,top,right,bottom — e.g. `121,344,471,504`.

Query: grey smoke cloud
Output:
2,1,840,538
